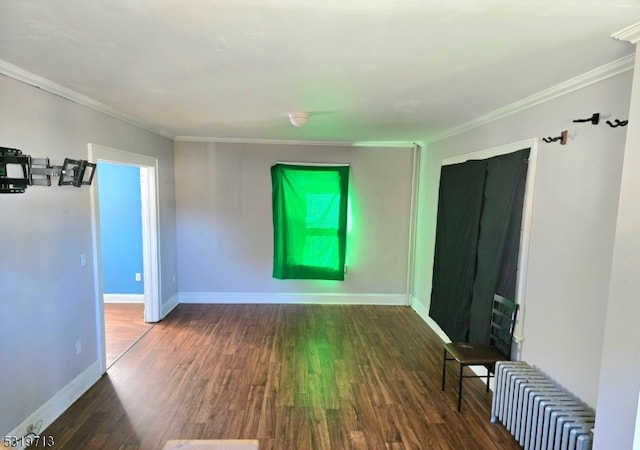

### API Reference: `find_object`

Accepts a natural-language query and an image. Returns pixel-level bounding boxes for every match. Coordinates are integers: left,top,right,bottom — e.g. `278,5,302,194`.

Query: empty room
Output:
1,2,640,450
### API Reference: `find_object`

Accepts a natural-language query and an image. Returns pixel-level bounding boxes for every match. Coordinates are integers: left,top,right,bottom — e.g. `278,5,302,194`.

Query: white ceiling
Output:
1,0,639,144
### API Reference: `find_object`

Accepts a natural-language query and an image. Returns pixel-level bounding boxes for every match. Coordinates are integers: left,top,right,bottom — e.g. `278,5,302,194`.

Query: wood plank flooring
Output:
37,304,522,450
104,303,153,368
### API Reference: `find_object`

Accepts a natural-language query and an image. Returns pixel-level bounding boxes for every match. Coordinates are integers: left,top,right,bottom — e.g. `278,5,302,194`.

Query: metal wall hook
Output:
542,130,568,145
605,119,628,128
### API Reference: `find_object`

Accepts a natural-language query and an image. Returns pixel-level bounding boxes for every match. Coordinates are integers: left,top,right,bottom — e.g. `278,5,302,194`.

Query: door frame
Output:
88,143,161,374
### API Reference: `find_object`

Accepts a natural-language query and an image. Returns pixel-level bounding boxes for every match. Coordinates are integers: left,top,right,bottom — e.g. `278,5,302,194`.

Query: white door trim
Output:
406,143,421,305
139,166,160,323
88,143,161,374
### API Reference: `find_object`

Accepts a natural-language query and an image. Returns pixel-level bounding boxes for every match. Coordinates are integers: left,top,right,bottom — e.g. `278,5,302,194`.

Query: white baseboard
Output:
6,361,101,449
103,294,145,303
411,295,451,344
179,292,409,305
162,293,179,318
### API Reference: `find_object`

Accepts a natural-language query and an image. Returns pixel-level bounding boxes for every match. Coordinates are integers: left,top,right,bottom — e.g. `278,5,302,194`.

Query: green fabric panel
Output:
271,164,349,280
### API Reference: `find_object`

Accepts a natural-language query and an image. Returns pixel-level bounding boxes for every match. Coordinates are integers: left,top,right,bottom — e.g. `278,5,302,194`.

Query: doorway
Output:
97,161,152,368
430,138,539,359
89,144,161,374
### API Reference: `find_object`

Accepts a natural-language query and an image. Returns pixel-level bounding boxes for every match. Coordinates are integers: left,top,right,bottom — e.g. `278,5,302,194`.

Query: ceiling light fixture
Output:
288,112,309,127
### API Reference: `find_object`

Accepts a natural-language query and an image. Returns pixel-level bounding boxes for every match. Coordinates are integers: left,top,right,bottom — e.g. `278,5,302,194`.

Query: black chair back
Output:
488,294,519,359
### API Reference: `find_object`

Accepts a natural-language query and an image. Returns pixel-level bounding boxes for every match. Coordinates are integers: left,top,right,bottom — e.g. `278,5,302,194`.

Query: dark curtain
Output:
429,148,530,344
468,149,530,343
428,160,487,342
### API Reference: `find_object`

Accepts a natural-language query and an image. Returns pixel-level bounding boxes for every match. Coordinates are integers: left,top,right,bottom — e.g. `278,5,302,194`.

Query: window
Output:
271,163,349,280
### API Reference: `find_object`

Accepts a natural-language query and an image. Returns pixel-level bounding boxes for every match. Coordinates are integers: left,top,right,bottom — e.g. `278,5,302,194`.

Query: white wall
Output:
174,141,414,301
412,70,632,408
594,46,640,450
0,74,177,435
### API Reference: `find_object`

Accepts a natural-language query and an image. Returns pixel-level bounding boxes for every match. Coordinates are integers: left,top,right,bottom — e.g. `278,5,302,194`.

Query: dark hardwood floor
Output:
104,303,153,368
37,304,522,450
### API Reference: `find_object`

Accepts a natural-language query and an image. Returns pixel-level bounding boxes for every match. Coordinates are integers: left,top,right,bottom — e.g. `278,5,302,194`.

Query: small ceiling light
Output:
288,112,309,127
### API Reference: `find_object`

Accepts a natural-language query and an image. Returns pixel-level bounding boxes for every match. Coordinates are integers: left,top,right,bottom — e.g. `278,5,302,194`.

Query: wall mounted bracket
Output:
573,113,600,125
542,130,568,145
1,146,96,194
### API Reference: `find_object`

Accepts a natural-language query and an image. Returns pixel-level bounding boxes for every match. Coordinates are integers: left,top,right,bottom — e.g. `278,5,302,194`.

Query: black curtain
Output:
429,148,530,344
428,160,487,342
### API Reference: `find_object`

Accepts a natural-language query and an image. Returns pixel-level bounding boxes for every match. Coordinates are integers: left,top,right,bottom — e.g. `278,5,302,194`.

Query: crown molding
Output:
175,135,421,148
612,22,640,44
0,58,175,140
425,54,635,144
352,140,423,148
174,136,355,147
3,51,634,148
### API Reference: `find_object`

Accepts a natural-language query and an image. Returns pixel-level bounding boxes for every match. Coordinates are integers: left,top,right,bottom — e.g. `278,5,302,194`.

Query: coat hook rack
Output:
573,113,600,125
605,119,628,128
542,130,568,145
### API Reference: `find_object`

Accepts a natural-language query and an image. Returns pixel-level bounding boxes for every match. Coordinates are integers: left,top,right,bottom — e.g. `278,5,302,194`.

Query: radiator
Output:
491,361,595,450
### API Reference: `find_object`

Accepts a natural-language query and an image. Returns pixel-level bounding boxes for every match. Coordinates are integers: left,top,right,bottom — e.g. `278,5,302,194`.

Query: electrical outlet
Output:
80,253,87,267
76,339,82,355
135,273,141,282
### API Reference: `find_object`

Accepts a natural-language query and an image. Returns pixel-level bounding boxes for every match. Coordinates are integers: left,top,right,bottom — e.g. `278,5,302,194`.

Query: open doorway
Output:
89,144,161,374
97,161,152,368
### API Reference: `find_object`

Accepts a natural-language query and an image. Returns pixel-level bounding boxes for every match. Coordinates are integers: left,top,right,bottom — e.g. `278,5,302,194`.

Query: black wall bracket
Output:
573,113,600,125
1,146,96,194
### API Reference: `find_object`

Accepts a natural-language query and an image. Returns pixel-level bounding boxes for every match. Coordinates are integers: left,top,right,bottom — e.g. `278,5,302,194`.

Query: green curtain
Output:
271,164,349,280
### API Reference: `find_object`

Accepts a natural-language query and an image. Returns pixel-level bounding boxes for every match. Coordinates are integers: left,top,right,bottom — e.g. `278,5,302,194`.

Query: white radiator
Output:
491,361,595,450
